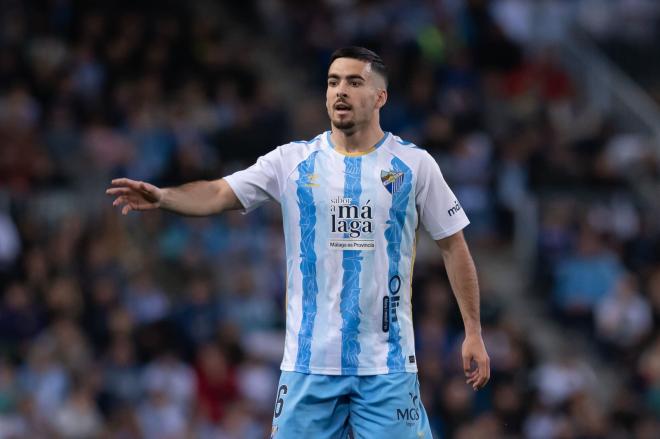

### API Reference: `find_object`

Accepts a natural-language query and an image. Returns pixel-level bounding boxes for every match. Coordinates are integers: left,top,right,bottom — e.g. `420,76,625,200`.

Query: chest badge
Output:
381,170,404,194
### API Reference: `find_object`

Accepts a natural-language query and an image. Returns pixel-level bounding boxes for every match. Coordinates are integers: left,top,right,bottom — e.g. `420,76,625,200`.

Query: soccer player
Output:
107,47,490,438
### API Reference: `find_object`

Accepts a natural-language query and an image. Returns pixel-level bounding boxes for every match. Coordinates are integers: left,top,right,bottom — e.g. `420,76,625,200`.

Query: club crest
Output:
381,170,404,194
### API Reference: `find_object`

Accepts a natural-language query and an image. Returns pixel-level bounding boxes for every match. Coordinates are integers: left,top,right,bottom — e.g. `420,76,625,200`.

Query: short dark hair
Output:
329,47,388,87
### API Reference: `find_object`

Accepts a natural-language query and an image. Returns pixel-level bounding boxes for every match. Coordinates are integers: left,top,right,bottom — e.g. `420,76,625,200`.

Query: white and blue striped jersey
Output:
224,132,469,375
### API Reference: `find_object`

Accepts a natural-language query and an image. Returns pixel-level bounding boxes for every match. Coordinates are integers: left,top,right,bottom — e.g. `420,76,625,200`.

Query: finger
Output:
480,369,491,389
111,178,143,190
111,178,134,185
474,363,490,389
122,204,132,215
129,199,159,212
464,365,485,388
470,373,483,389
106,187,133,195
478,356,490,387
113,196,126,207
475,376,487,390
463,355,471,375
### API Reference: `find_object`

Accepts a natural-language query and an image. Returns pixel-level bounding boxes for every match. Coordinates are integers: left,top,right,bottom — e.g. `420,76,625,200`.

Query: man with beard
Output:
107,47,490,438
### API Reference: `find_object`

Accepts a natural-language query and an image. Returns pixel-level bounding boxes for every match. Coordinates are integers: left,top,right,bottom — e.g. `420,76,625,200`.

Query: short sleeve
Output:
416,151,470,240
224,147,283,213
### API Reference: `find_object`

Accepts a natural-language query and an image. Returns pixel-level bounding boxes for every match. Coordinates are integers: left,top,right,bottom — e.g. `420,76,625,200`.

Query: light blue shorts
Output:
270,371,433,439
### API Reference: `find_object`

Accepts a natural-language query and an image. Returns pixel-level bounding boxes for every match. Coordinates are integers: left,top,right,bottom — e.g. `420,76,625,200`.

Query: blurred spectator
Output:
194,343,239,425
18,341,69,422
36,318,93,376
553,226,624,326
101,336,142,410
223,268,279,334
173,274,223,346
236,355,279,413
136,388,188,439
532,355,597,408
83,275,122,348
523,403,573,439
637,334,660,415
216,401,264,439
0,205,20,272
454,412,502,439
648,267,660,325
595,273,652,354
142,351,195,414
0,360,20,433
438,375,475,438
44,276,85,320
51,379,104,438
568,393,610,437
123,270,170,325
491,379,525,434
0,283,44,349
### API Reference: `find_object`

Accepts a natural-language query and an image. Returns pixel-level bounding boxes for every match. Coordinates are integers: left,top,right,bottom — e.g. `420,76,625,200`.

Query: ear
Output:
375,88,388,109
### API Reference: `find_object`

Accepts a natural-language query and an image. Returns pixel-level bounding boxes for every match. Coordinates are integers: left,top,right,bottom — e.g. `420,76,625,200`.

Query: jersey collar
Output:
326,131,389,157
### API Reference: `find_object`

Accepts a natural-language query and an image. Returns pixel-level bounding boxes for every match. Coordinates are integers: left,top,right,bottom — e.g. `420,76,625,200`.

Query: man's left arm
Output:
436,230,490,390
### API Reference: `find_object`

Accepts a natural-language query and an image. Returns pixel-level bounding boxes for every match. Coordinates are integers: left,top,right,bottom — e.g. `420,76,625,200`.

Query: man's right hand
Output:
106,178,163,215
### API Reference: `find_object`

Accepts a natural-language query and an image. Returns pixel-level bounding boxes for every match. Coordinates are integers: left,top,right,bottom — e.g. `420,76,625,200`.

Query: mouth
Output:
334,102,352,116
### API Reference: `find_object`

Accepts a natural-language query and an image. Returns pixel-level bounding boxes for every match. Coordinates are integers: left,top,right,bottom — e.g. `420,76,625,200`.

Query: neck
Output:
330,122,385,155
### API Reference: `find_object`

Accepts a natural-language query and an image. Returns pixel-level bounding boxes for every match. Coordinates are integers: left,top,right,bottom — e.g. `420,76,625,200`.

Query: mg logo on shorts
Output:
396,392,421,426
396,407,420,422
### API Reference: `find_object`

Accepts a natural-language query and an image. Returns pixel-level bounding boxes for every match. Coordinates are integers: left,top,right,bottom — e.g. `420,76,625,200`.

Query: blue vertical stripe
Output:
340,156,363,373
355,151,378,370
385,156,413,371
294,151,320,373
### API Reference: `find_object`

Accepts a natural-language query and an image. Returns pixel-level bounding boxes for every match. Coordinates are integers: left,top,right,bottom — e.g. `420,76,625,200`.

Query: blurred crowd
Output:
1,0,660,438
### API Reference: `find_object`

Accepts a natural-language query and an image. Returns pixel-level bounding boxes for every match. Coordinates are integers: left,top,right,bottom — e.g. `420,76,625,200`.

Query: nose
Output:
336,81,349,98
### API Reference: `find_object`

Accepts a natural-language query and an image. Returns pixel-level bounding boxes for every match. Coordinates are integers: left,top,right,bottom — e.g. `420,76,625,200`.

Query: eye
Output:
351,81,361,87
328,80,338,87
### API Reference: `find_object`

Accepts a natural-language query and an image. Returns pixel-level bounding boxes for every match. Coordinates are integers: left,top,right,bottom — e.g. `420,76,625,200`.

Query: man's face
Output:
326,58,386,133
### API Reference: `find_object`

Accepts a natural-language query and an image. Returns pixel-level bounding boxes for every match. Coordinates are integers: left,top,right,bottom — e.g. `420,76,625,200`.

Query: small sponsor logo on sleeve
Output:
447,200,462,217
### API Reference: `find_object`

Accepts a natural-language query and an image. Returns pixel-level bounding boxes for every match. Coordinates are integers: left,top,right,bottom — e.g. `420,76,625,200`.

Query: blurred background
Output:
1,0,660,437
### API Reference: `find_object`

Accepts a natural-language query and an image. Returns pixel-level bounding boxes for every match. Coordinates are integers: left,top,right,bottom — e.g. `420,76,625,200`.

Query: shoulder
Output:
258,133,326,179
258,133,325,162
382,134,435,167
389,134,421,149
275,133,326,160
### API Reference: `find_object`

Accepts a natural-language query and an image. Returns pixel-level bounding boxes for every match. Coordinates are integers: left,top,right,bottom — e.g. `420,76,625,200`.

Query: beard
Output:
331,117,356,131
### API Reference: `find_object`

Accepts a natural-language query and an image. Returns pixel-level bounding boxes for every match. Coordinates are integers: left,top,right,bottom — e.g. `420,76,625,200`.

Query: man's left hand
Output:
462,334,490,390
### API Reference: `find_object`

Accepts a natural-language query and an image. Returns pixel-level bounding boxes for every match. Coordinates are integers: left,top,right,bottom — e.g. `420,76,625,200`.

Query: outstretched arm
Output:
436,230,490,390
106,178,243,216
